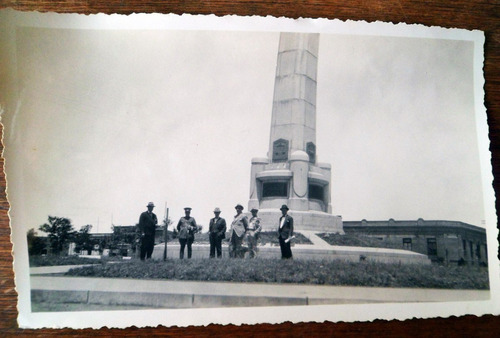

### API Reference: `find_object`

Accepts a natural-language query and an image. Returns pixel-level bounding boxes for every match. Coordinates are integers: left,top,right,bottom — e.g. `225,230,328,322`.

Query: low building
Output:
92,225,165,243
343,219,487,265
89,225,166,257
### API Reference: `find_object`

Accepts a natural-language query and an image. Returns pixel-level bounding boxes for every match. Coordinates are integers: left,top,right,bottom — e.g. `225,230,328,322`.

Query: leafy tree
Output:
111,225,137,248
162,217,173,241
26,228,46,256
109,225,139,256
162,217,172,228
73,224,94,254
38,216,75,255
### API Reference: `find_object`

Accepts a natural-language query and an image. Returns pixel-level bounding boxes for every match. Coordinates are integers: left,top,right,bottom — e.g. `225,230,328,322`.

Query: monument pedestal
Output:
255,209,344,234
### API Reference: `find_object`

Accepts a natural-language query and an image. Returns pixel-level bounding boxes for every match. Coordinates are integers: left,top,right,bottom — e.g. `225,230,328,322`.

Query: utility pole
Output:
163,202,169,261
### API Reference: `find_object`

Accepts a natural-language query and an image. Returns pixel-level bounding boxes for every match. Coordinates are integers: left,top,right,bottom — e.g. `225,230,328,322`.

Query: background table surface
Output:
0,0,499,336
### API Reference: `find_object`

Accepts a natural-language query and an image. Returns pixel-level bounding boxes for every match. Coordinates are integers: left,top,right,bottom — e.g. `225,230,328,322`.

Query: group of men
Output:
137,202,294,260
225,204,261,259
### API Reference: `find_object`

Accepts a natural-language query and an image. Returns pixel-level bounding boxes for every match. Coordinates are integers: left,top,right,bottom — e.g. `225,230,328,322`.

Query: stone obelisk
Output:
269,33,318,163
248,32,343,233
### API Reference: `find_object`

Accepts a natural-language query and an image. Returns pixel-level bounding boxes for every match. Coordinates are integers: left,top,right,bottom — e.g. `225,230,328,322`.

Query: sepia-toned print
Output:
0,9,497,329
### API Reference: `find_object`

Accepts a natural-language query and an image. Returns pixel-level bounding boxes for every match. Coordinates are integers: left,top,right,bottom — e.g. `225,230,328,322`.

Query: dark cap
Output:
184,207,192,211
235,204,244,210
280,204,289,210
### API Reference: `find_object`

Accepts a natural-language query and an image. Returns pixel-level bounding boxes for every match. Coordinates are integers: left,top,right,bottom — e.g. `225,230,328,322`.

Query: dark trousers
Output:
179,237,194,259
209,233,223,258
140,235,155,260
279,237,293,259
229,232,244,258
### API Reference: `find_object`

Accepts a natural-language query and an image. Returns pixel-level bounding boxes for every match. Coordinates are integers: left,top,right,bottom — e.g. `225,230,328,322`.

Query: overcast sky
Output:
1,17,487,234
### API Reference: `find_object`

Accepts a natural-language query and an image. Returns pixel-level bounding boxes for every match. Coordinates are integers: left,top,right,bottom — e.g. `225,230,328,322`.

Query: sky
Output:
0,17,488,234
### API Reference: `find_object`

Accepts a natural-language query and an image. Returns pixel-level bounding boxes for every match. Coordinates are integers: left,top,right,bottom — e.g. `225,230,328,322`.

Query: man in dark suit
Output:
208,207,227,258
278,204,294,259
138,202,158,260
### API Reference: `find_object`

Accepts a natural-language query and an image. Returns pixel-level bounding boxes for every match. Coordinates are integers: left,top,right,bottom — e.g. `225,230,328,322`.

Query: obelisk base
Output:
253,209,344,234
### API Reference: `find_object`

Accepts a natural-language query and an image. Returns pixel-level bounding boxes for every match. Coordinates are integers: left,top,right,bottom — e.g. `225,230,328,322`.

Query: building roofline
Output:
342,219,486,234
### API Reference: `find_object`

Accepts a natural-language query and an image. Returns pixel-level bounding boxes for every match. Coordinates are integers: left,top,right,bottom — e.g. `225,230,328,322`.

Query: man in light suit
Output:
278,204,294,259
246,208,262,258
208,207,227,258
228,204,248,258
138,202,158,261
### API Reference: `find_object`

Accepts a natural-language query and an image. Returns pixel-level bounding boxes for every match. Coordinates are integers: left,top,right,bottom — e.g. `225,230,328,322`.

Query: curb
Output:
31,289,379,309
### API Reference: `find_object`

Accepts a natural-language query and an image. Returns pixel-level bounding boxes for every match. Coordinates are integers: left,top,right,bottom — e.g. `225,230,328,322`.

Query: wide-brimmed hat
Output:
184,207,192,211
147,202,155,207
235,204,244,210
250,208,259,212
280,204,289,210
213,207,221,213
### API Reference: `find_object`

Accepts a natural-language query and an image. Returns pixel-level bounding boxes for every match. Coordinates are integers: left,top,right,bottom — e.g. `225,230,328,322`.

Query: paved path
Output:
30,274,490,310
296,230,332,249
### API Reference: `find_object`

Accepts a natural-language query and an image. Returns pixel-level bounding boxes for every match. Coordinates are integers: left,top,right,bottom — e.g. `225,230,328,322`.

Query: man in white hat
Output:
228,204,248,258
208,207,227,258
246,208,262,258
138,202,158,260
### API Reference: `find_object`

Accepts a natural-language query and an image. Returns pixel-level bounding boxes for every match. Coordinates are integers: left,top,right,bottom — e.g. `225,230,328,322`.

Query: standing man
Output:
246,208,262,258
228,204,248,258
138,202,158,261
176,207,198,259
278,204,294,259
208,207,227,258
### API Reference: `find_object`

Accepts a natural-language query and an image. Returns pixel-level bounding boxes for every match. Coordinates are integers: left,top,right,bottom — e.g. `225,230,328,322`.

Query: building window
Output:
308,184,324,201
262,182,288,198
463,239,467,257
403,238,412,250
272,139,289,162
470,241,474,260
476,243,481,260
427,238,437,256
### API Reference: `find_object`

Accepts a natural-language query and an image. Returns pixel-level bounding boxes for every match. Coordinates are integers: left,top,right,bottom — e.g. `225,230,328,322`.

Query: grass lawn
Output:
64,258,489,290
29,255,110,267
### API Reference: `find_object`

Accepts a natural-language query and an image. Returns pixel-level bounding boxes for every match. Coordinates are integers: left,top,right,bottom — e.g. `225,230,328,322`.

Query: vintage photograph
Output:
0,10,497,328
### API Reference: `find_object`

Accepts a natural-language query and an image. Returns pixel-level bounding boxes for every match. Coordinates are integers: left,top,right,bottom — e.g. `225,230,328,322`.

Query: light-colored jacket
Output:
247,216,262,233
229,214,248,238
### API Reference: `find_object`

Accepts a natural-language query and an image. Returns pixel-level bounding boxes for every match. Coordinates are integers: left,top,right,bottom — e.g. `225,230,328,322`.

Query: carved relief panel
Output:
273,139,289,162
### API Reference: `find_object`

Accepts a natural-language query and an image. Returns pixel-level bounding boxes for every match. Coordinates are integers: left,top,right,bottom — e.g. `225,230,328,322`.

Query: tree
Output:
73,224,94,254
162,217,173,241
109,225,138,256
111,225,137,247
38,216,75,255
26,228,46,256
